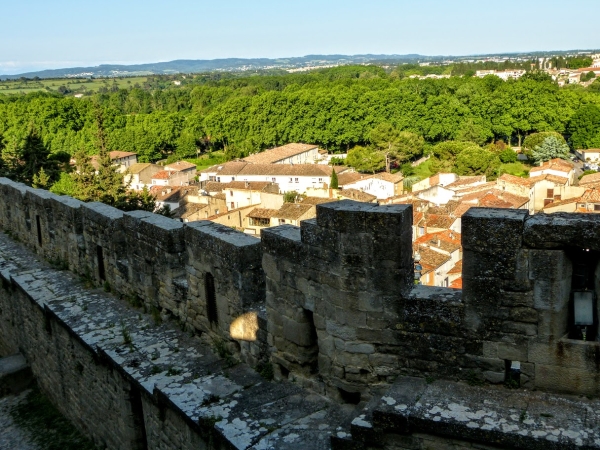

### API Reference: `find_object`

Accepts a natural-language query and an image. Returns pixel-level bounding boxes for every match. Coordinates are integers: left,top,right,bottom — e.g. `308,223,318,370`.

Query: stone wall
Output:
462,209,600,395
0,178,267,367
1,176,599,400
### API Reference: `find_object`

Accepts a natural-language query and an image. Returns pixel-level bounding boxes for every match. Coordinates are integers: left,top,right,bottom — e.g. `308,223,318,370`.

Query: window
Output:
97,245,106,281
279,219,286,225
231,202,235,209
289,177,293,182
230,191,234,196
547,188,554,198
205,273,218,325
295,178,299,183
318,178,323,183
595,205,600,211
419,226,425,236
249,217,270,227
443,277,449,287
35,215,42,246
272,178,276,183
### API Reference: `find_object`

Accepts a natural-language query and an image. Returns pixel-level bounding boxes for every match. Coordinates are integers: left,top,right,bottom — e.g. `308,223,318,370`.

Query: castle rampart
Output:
2,177,600,448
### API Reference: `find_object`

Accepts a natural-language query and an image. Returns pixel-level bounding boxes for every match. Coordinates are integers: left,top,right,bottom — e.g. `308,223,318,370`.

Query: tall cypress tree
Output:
330,167,339,189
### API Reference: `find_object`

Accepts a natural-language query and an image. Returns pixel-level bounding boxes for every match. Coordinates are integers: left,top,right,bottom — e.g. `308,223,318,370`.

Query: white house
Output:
200,162,347,194
109,151,138,172
344,172,404,200
165,161,197,183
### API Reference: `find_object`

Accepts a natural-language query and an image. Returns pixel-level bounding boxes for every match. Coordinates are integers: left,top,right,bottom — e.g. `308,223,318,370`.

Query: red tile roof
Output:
242,143,318,164
152,170,171,180
579,172,600,186
450,278,463,289
165,161,197,171
109,151,137,160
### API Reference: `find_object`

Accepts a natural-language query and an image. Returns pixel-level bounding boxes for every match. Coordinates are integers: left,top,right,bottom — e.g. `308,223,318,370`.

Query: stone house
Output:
222,181,281,211
109,151,137,171
270,203,315,226
576,148,600,162
244,208,278,235
151,170,190,187
343,172,404,200
123,163,162,191
528,158,575,185
164,161,197,183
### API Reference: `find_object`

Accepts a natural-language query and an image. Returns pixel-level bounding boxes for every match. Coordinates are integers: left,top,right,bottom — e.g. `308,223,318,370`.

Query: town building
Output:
122,163,162,191
242,143,321,165
200,161,347,194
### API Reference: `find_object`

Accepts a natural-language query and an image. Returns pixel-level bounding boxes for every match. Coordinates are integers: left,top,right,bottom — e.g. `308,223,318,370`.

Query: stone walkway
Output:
0,390,40,450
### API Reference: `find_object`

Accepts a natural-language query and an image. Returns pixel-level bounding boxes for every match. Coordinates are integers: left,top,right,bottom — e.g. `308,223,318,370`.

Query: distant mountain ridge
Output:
1,50,597,79
0,54,428,79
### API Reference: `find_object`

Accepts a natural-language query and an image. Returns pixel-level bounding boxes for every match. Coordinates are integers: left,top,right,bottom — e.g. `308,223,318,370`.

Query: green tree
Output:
568,105,600,149
283,190,302,203
531,136,570,164
1,128,60,186
499,148,518,163
522,131,566,159
330,168,339,189
369,123,401,172
454,146,500,176
50,172,77,196
580,71,596,83
346,145,385,173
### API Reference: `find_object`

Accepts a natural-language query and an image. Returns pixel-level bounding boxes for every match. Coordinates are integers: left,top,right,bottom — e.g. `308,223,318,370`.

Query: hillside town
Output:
108,141,600,292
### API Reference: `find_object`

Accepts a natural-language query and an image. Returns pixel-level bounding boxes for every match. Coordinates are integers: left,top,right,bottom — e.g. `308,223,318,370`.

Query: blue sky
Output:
1,0,598,74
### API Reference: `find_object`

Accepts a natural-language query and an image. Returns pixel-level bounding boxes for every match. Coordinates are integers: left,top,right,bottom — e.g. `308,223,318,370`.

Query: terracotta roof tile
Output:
448,260,463,275
152,170,171,180
242,143,318,164
165,161,196,171
338,188,377,203
425,214,455,229
301,197,338,205
372,172,404,184
579,172,600,186
247,208,279,219
273,203,314,220
450,278,463,289
338,172,367,186
109,151,137,159
444,176,486,190
415,246,452,271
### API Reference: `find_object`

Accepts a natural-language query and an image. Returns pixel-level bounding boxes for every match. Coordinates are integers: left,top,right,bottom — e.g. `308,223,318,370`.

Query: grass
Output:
10,386,97,450
498,162,530,178
412,158,435,180
182,151,227,171
0,76,151,96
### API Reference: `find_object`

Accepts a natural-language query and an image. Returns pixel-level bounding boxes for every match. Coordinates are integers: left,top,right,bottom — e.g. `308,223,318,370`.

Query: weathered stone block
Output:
462,207,528,251
523,212,600,250
528,249,571,281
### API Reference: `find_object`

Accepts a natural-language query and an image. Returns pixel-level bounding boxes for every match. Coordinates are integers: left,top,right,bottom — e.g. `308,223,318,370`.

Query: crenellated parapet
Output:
1,176,599,400
0,178,267,368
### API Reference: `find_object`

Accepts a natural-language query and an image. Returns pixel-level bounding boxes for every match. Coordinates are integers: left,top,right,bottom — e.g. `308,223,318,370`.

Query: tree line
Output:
1,65,600,178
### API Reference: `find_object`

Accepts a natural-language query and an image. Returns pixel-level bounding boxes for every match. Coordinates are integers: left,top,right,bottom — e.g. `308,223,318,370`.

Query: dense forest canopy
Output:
1,65,600,170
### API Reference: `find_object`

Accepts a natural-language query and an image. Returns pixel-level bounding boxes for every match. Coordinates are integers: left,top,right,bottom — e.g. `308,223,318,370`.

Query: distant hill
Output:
2,50,598,80
0,54,431,79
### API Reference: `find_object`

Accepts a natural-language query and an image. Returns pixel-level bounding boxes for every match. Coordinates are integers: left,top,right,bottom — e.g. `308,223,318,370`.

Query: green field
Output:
0,76,151,96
